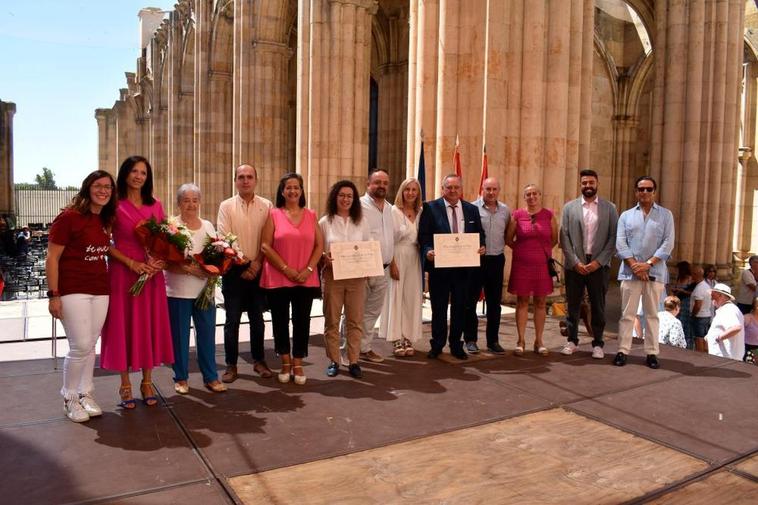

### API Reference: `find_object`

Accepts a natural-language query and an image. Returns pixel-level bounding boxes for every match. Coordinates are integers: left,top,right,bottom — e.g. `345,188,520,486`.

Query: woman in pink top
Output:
260,173,324,385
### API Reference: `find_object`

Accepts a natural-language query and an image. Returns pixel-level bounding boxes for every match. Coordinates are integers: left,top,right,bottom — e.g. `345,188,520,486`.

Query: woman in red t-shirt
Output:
46,170,117,423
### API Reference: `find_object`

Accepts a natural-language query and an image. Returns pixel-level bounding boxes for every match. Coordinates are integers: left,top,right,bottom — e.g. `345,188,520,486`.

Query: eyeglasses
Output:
92,184,113,192
636,187,655,193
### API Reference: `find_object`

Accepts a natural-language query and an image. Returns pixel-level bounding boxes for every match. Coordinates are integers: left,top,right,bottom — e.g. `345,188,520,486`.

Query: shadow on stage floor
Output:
1,314,757,504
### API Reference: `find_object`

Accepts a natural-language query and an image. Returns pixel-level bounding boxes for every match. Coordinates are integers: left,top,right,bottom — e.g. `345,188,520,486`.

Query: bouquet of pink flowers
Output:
193,233,244,309
130,216,192,295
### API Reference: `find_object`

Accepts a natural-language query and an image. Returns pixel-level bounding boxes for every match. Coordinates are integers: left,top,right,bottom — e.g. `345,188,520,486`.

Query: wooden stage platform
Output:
1,314,757,504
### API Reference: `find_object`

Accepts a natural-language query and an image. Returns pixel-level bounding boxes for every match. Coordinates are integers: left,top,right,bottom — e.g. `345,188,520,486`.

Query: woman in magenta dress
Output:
101,156,173,408
506,184,558,356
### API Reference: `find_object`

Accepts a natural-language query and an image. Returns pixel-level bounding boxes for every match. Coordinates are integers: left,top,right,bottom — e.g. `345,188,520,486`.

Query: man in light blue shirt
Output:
614,175,675,369
469,177,511,354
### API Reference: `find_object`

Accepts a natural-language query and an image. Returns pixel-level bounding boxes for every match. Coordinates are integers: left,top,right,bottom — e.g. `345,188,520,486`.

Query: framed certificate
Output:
433,233,480,268
330,240,384,280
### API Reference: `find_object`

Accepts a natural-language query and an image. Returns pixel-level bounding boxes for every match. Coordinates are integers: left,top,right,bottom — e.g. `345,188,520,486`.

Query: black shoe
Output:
451,348,469,360
487,343,506,354
427,349,441,359
613,352,627,366
465,341,480,354
348,363,362,378
646,354,660,369
326,361,339,377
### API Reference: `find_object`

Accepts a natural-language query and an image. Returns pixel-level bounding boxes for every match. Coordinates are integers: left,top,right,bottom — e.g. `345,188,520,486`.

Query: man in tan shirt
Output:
217,164,273,381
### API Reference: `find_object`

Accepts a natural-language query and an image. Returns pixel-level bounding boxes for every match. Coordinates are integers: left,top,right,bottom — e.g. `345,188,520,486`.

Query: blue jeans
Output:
168,297,219,384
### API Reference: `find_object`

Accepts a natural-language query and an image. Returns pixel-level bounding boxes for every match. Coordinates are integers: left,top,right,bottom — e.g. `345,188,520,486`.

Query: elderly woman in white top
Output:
165,184,226,394
380,177,423,357
657,296,686,348
319,180,370,379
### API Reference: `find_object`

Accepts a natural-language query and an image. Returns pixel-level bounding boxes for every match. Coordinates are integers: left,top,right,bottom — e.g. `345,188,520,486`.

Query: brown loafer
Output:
253,361,273,378
221,365,238,383
204,380,227,393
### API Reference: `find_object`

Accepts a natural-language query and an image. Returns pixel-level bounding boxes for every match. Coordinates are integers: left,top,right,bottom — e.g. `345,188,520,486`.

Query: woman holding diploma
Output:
260,173,323,385
319,180,370,379
381,177,423,356
506,184,558,355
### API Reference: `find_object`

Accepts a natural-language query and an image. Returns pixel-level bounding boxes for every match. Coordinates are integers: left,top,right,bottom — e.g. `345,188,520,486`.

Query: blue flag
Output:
417,140,426,202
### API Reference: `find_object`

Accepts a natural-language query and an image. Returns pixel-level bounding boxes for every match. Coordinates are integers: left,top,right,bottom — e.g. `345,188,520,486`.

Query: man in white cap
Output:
705,283,745,361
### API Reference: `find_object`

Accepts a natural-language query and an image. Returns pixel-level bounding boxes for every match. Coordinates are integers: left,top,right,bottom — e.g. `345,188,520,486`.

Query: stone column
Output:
610,116,639,212
167,4,195,203
376,11,409,195
405,0,439,198
650,0,745,267
95,108,116,176
0,100,16,216
234,0,291,201
297,0,377,212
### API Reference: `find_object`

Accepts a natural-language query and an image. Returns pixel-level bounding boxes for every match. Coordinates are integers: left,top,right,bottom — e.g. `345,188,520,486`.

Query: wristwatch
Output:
645,259,654,266
46,289,60,298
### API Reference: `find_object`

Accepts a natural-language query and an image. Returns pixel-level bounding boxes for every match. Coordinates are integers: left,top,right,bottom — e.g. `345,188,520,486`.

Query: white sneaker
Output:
592,346,605,359
79,394,103,417
561,341,577,355
64,399,90,423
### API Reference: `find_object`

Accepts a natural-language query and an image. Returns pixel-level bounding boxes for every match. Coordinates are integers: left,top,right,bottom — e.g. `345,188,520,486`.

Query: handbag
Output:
542,248,563,283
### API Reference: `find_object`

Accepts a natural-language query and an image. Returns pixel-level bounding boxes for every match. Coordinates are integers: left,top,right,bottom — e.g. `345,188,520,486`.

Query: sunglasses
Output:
636,187,655,193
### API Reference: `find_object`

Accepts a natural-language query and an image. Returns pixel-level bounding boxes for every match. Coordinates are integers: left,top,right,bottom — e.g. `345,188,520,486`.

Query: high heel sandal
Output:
292,365,306,385
534,345,549,356
278,362,292,384
392,340,406,357
140,381,159,406
514,344,525,356
403,338,415,356
118,385,137,410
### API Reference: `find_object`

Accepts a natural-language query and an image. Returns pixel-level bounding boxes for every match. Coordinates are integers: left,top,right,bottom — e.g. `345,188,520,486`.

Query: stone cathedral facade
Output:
95,0,755,271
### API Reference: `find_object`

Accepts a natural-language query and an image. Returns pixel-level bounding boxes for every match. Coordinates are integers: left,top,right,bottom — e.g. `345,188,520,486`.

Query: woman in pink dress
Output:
260,173,323,385
101,156,173,409
506,184,558,356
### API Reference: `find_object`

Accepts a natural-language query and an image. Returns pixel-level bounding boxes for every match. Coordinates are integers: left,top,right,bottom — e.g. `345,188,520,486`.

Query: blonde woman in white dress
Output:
381,178,424,356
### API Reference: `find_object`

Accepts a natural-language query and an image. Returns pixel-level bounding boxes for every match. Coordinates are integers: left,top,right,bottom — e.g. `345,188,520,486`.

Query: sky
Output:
0,0,174,188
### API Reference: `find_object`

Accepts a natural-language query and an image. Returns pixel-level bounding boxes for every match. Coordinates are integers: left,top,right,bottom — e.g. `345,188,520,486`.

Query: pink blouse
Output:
260,208,319,289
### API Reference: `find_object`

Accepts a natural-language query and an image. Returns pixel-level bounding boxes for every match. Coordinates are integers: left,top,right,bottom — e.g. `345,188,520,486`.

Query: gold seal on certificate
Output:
330,240,384,280
433,233,480,268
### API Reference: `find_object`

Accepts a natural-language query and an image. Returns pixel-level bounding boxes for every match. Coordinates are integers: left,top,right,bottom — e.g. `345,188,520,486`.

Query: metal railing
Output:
14,189,77,227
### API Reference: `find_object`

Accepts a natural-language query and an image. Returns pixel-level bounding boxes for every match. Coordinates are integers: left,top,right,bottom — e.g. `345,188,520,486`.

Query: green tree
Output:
34,167,58,190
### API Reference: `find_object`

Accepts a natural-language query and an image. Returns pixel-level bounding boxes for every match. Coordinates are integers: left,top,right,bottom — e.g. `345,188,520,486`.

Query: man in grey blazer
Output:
559,169,618,358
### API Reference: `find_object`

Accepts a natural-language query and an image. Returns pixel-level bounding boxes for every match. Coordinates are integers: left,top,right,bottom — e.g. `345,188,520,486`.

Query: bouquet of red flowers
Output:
193,232,244,309
130,217,192,295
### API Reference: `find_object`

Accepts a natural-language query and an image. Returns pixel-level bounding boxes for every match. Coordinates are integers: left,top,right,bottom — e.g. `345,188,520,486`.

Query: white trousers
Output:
59,294,109,400
618,280,664,355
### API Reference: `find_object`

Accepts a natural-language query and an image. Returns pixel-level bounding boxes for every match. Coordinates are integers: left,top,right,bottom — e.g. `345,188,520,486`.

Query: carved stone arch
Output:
371,14,390,78
210,0,233,74
593,32,619,105
624,50,654,117
746,32,758,63
619,0,654,46
180,25,195,95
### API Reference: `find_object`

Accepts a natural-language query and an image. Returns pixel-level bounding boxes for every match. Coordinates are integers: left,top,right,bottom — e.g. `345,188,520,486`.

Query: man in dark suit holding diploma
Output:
419,174,485,360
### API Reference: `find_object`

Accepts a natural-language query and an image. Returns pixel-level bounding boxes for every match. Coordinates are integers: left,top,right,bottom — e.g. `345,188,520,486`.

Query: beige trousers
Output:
323,268,366,364
618,279,665,355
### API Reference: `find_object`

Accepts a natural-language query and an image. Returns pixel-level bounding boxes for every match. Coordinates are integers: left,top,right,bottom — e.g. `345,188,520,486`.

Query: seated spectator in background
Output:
736,256,758,314
657,296,686,348
742,297,758,363
16,226,31,256
705,284,745,361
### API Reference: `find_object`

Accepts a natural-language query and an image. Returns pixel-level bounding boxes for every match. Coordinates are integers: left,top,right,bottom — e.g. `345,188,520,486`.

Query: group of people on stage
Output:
45,157,749,424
